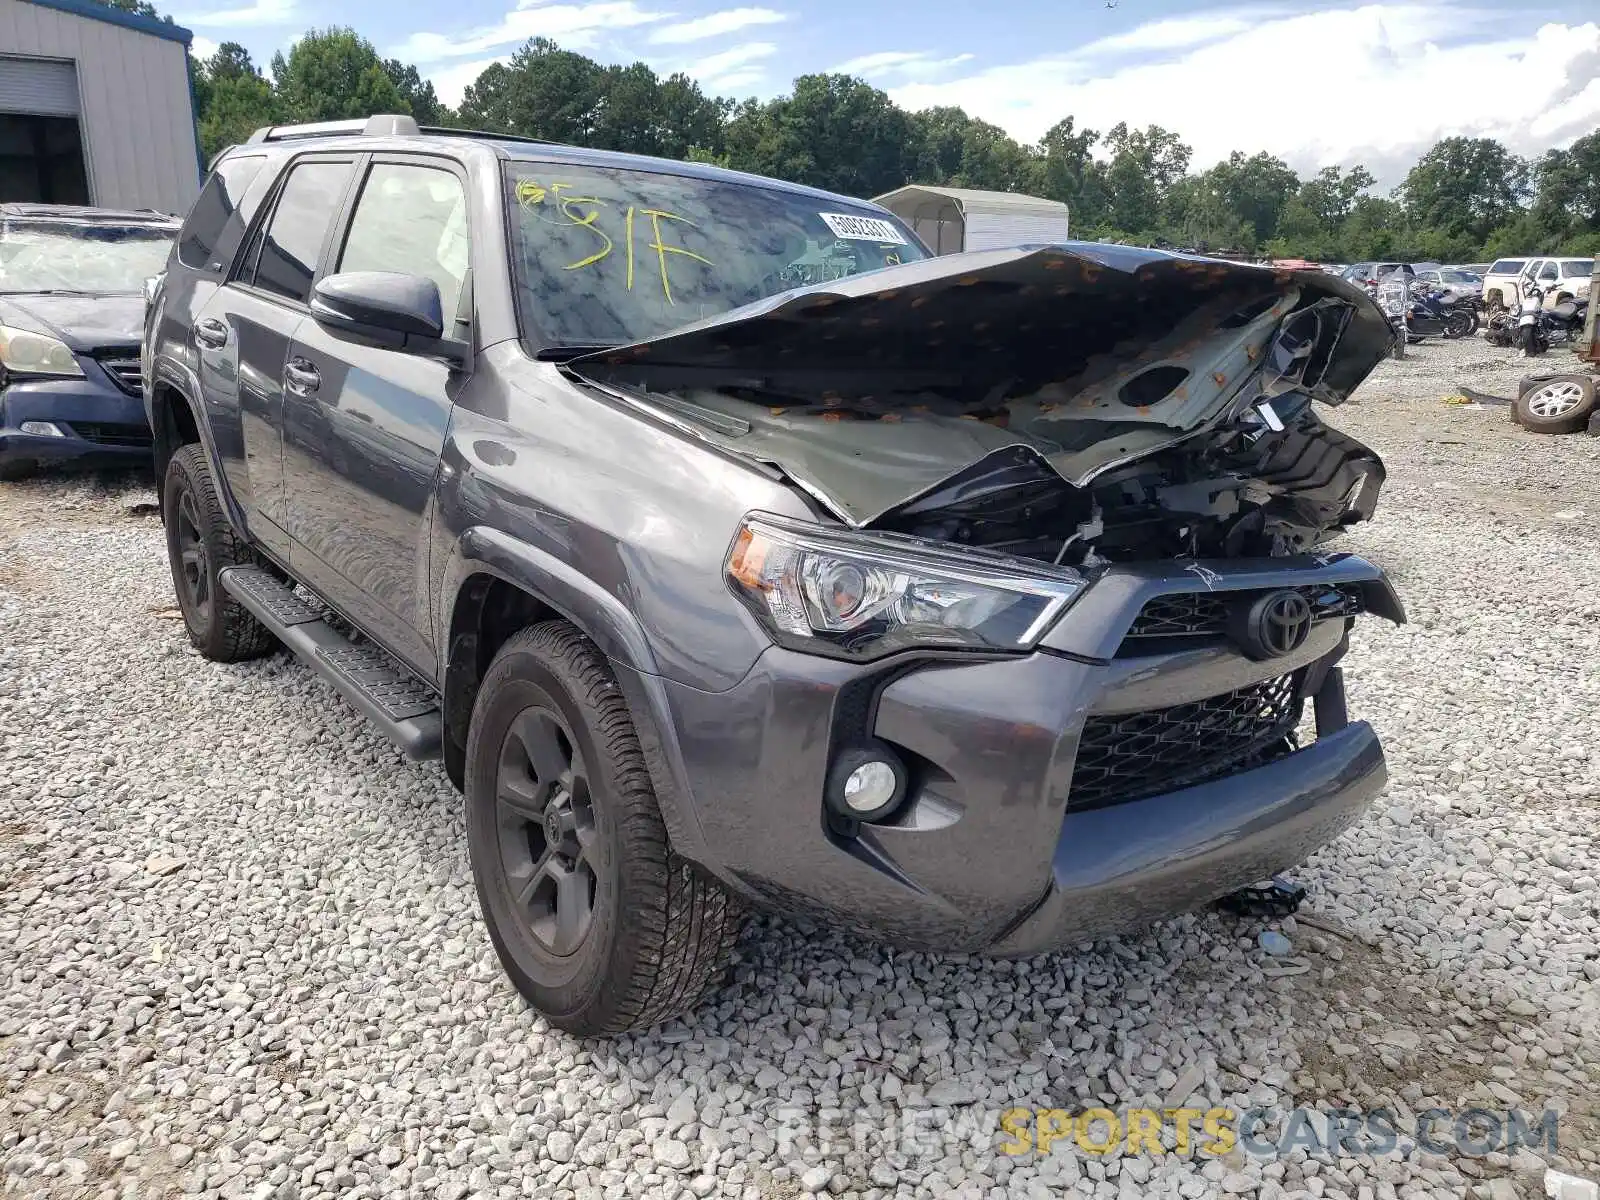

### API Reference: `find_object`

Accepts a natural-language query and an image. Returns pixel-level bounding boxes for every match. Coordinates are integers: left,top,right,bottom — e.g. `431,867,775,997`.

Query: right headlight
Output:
0,323,83,377
725,513,1084,661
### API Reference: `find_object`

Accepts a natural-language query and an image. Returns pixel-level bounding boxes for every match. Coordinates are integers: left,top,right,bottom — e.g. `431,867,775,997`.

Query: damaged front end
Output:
569,242,1397,569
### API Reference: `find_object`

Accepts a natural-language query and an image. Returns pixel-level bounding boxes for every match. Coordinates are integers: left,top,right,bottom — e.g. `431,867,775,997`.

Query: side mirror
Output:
311,271,444,341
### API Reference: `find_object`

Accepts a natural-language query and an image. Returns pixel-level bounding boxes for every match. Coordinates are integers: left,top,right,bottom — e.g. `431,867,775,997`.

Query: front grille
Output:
95,356,142,396
1068,673,1303,811
67,421,153,448
1121,584,1361,649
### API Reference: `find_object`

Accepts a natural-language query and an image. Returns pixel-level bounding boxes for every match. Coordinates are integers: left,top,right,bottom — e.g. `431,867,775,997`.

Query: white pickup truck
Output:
1483,257,1594,311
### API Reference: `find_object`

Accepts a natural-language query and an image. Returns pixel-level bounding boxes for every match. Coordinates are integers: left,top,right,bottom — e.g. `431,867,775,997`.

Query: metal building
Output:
0,0,199,214
872,185,1071,255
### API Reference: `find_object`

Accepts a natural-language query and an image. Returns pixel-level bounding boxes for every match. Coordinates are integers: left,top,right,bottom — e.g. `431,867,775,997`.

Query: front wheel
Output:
162,445,276,661
465,621,742,1036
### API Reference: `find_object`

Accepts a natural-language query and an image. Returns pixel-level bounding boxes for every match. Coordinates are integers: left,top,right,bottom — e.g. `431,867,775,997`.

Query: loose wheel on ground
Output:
1513,375,1598,434
464,620,742,1036
162,444,277,661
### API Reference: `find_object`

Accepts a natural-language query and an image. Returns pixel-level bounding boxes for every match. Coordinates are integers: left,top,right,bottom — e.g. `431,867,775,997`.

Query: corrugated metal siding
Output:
0,0,196,212
0,55,79,115
962,211,1073,252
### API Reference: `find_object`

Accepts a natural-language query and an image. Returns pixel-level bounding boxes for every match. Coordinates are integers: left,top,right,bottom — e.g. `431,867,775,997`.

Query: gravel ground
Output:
3,336,1599,1200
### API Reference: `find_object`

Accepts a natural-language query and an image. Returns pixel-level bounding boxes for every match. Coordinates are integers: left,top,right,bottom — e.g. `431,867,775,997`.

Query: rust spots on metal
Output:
768,407,787,415
1043,258,1069,271
1172,384,1188,400
1213,372,1228,387
880,412,902,423
911,295,931,308
1245,344,1261,361
958,275,982,286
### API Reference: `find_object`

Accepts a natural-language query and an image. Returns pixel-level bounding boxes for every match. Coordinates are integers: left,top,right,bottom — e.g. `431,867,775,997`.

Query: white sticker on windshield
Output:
818,212,908,245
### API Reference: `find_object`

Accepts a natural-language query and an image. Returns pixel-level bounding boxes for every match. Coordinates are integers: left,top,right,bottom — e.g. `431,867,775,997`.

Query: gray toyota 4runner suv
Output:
145,115,1404,1035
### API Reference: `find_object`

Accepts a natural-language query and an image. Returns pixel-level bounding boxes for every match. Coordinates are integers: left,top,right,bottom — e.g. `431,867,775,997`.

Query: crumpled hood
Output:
571,243,1395,525
0,293,144,351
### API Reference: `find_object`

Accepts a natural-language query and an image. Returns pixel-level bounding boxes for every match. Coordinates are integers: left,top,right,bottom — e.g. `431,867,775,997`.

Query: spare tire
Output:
1514,374,1598,434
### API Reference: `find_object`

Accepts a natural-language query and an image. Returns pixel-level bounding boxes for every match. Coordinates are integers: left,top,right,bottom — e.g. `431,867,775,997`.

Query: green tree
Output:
723,74,913,196
271,28,406,123
1036,116,1104,228
1398,136,1529,245
1530,129,1600,246
196,42,276,160
382,59,448,126
1101,122,1190,235
458,38,606,144
1201,151,1299,245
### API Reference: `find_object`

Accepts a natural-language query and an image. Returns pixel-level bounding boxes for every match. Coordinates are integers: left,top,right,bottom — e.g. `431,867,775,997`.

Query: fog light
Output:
844,761,897,812
826,745,907,823
19,421,65,437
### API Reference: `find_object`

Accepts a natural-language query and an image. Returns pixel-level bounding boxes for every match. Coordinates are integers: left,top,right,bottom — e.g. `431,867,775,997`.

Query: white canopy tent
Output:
871,185,1071,255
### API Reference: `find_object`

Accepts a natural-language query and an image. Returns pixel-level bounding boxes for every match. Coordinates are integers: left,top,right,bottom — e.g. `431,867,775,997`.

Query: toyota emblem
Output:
1234,589,1314,659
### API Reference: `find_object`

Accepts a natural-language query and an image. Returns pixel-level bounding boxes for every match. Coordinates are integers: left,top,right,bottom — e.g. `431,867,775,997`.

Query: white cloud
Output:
392,1,667,63
885,4,1600,188
830,49,975,79
189,34,220,58
686,40,775,92
429,56,512,108
649,7,786,45
178,0,295,26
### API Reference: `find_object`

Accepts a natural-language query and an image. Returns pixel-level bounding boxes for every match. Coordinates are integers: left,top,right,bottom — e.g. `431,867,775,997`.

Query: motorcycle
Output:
1410,285,1478,339
1367,278,1444,342
1485,279,1591,354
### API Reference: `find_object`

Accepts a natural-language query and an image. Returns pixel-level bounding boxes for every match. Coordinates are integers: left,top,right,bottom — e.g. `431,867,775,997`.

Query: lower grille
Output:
1068,673,1303,811
67,421,153,448
96,356,142,396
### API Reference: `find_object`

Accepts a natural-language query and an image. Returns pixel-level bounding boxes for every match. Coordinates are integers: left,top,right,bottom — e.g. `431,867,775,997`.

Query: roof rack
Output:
246,114,421,145
417,125,550,146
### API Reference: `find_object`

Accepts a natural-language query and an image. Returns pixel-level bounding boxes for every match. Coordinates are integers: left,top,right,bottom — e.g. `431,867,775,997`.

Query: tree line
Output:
176,23,1600,263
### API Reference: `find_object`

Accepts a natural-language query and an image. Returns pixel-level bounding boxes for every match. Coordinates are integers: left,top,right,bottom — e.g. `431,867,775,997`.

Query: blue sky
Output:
178,0,1600,188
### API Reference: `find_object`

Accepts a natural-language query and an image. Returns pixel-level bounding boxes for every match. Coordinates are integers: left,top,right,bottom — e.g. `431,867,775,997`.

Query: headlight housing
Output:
0,324,82,377
726,513,1084,661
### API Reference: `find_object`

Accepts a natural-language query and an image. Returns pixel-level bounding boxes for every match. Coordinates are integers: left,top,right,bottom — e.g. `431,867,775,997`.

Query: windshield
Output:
0,220,174,293
1561,260,1593,277
504,163,926,347
1439,270,1480,284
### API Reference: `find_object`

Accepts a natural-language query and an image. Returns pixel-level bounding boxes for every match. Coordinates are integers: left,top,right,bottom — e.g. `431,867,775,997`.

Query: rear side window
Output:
177,155,267,271
242,160,353,304
1489,259,1525,274
337,162,469,323
1561,260,1593,277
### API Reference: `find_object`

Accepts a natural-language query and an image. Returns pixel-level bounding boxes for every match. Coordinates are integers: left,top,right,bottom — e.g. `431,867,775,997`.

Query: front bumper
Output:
627,554,1400,953
0,372,152,468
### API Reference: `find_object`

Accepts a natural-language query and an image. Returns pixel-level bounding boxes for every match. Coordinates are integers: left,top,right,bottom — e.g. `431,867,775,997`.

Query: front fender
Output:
437,526,717,869
149,355,251,538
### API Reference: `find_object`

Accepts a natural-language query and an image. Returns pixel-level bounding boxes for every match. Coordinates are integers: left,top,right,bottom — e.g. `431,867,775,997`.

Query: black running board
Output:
219,565,443,760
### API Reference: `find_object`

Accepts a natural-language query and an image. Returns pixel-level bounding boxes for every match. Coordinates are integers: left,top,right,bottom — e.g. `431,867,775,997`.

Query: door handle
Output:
284,358,321,397
194,318,228,350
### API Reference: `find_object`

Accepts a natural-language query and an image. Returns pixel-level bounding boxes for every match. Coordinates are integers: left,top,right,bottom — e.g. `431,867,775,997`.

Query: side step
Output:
219,565,443,760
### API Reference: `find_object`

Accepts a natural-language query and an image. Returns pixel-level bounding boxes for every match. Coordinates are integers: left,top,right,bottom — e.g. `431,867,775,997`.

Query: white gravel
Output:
3,335,1599,1200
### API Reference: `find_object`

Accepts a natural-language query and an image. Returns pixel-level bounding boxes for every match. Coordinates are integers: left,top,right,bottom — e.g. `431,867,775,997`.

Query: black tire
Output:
465,621,742,1036
1513,375,1598,434
1444,308,1475,339
162,444,276,661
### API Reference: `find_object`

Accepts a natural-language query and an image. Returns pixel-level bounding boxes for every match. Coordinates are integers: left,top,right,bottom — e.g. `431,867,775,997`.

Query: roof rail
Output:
246,114,421,145
417,125,551,146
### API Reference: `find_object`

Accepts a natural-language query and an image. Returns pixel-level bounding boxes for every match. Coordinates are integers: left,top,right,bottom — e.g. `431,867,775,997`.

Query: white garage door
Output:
0,56,80,117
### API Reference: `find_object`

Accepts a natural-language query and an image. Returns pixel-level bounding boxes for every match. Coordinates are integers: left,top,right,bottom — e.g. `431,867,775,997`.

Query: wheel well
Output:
442,575,554,790
150,384,201,484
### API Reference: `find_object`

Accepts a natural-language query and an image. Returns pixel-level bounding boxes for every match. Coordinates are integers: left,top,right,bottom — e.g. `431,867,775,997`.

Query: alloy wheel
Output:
494,706,597,956
175,488,211,623
1526,381,1586,419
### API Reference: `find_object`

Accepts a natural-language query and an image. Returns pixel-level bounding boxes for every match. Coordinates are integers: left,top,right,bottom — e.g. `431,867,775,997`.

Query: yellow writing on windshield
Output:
516,179,712,304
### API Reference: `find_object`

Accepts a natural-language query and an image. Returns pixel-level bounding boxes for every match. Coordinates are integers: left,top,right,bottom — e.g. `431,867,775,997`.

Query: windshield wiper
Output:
536,342,619,362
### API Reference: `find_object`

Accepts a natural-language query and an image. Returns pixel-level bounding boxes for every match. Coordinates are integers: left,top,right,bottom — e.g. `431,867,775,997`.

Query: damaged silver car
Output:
148,129,1401,1034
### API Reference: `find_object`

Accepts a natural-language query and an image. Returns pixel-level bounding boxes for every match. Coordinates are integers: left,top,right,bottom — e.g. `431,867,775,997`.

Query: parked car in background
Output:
1481,258,1530,311
1414,265,1482,305
1341,262,1414,287
0,204,178,479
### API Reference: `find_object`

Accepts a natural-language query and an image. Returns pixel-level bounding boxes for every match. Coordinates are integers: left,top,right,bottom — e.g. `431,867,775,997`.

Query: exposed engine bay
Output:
569,243,1395,567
